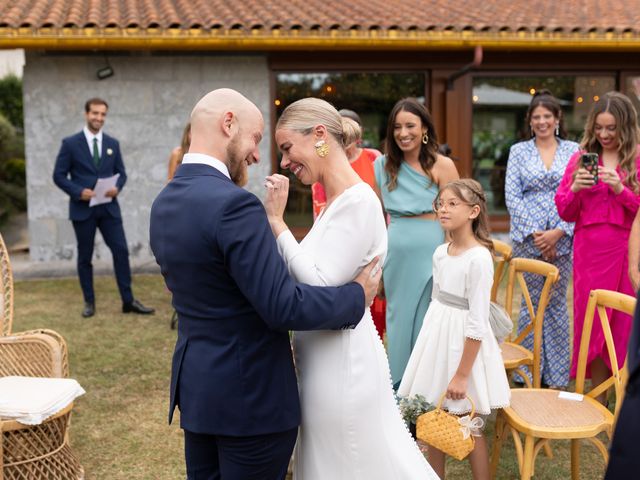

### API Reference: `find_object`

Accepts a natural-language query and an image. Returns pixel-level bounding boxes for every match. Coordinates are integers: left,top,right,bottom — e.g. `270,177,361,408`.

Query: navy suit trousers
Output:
604,377,640,479
72,204,133,304
184,427,297,480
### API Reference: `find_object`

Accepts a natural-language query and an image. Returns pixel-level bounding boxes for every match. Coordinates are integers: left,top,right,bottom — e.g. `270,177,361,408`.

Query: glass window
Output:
275,72,426,228
625,75,640,122
472,75,616,215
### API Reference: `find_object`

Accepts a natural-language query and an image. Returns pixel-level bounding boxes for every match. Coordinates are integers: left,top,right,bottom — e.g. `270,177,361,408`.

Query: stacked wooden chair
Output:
491,289,635,479
491,242,559,460
0,233,84,479
501,258,559,389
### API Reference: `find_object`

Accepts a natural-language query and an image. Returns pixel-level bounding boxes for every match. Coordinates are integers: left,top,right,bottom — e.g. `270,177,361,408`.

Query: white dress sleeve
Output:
276,188,386,287
464,250,494,340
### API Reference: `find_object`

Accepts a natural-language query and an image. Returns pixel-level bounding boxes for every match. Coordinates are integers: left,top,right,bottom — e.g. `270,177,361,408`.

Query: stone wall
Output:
23,52,271,265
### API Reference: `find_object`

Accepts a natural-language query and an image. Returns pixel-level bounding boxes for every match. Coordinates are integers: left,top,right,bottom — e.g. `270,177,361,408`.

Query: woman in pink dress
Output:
555,91,640,403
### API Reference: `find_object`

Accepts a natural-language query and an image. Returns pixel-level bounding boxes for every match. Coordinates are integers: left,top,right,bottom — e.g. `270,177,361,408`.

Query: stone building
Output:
23,53,271,263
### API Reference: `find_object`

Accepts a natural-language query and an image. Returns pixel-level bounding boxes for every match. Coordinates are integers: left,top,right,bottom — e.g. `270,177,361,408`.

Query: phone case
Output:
581,153,599,184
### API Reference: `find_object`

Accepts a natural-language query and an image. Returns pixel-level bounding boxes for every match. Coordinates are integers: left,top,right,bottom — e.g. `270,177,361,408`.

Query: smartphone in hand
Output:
580,153,599,184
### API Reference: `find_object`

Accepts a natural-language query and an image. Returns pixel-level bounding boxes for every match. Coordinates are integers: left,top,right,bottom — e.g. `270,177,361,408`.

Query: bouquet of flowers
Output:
397,394,433,434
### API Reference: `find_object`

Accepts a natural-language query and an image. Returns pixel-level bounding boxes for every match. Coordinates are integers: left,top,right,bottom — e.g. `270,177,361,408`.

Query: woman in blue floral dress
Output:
505,90,579,388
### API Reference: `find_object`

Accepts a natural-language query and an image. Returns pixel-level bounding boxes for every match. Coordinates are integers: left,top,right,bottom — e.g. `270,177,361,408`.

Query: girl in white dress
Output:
264,98,438,480
398,179,510,480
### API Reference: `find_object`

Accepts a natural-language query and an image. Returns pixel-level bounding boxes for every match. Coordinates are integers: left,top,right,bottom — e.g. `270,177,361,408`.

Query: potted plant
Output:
398,394,433,439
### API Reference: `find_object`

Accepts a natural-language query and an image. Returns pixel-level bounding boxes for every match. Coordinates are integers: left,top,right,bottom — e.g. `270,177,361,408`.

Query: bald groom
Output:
150,89,381,480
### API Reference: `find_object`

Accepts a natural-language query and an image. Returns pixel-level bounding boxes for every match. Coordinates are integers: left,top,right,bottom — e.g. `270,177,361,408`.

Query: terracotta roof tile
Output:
0,0,638,32
0,0,639,52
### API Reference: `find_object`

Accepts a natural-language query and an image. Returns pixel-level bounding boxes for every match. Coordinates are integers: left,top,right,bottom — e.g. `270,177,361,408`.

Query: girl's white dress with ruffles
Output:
276,183,438,480
398,243,511,415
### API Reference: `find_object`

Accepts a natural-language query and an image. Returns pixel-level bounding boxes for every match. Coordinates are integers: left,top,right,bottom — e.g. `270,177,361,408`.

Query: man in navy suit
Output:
605,288,640,479
53,98,154,318
149,89,381,480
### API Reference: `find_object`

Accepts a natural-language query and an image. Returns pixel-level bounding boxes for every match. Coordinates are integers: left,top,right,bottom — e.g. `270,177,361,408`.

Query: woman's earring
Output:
422,132,429,145
530,126,534,138
555,124,560,136
314,140,329,158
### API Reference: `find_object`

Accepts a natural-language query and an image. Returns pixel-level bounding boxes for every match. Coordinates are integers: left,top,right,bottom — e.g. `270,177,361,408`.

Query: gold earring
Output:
314,140,329,158
422,132,429,145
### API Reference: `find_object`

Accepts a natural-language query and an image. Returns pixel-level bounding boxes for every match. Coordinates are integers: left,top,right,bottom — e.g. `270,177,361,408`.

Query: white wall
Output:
0,49,24,78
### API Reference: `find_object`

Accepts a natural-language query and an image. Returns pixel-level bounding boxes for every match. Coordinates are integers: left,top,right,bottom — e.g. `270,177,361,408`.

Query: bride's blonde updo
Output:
276,97,351,148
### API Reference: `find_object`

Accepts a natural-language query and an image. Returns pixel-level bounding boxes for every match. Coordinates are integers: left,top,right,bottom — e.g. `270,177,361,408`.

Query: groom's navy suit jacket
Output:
605,290,640,479
149,163,364,436
53,131,127,221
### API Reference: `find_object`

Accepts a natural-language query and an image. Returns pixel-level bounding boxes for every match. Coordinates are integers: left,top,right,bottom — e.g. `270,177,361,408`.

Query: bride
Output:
264,98,438,480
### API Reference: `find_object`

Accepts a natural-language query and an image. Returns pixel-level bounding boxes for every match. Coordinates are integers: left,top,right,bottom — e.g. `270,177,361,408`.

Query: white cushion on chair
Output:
0,376,85,425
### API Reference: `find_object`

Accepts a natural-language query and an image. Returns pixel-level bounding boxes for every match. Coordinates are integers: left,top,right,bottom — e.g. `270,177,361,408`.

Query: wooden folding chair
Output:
490,289,636,480
0,233,84,479
502,257,559,388
491,239,513,304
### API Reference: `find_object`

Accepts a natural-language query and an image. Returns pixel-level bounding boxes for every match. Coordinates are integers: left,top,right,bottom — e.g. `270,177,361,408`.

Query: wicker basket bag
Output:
416,393,480,461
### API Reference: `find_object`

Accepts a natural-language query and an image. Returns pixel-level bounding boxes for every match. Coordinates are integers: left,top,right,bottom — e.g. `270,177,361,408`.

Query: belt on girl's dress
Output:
433,283,469,310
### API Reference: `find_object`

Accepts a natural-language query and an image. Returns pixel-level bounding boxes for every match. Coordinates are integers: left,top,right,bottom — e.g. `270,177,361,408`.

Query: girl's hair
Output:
581,91,640,193
180,122,191,157
383,98,440,191
341,117,362,146
525,89,567,139
276,97,351,148
436,179,494,252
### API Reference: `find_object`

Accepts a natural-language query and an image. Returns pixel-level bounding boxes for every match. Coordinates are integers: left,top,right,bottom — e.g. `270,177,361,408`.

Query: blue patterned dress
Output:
374,156,444,386
505,138,579,387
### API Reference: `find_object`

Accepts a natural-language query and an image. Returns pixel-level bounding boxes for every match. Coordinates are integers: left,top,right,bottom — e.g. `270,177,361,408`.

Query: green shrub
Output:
0,110,26,226
0,74,23,129
2,158,25,186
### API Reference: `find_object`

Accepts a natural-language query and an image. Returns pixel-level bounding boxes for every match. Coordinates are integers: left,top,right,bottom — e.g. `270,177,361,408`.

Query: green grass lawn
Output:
13,274,185,479
11,274,609,479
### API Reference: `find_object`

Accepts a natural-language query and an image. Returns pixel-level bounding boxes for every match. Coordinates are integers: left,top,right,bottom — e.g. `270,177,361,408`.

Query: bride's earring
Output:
555,124,560,136
314,140,329,158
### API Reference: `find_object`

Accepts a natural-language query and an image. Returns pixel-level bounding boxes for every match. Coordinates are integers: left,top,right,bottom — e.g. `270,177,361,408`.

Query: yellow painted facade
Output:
0,28,638,51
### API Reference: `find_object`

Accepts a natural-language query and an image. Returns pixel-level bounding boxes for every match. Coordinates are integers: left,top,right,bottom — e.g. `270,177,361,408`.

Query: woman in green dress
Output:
374,98,459,387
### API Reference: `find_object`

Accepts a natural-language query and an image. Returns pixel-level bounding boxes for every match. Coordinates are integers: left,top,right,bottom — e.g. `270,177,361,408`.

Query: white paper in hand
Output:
89,173,120,207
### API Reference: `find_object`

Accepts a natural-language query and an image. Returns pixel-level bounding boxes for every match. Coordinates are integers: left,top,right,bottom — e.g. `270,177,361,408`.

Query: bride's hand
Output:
264,174,290,219
264,174,290,237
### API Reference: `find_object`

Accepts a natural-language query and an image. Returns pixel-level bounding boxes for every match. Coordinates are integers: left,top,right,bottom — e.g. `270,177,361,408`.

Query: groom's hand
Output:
355,257,382,307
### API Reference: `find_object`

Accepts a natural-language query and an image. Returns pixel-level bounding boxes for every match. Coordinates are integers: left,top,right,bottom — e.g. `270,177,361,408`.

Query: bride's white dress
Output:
276,183,438,480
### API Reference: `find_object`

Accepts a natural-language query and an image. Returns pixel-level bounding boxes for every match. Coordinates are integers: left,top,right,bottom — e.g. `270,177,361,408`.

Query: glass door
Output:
274,72,427,228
